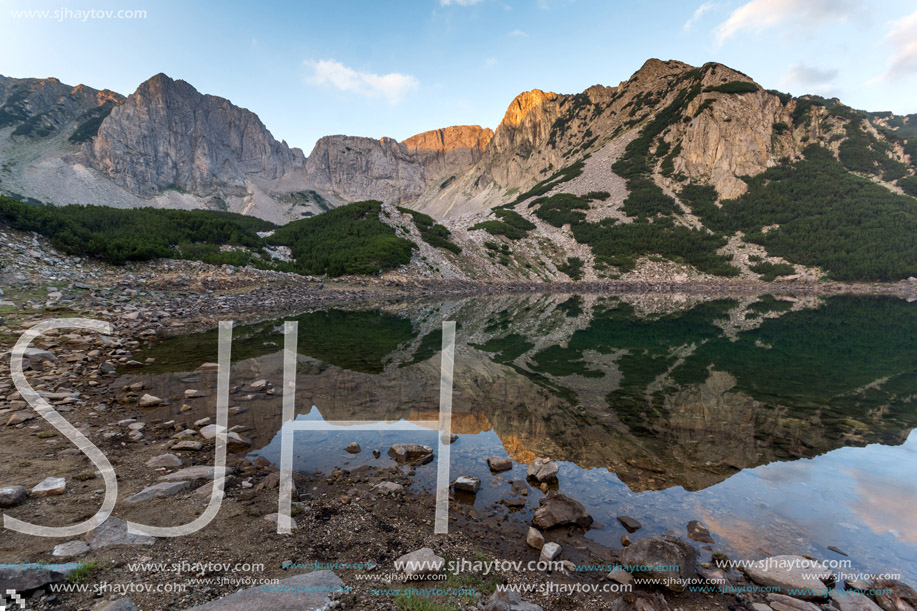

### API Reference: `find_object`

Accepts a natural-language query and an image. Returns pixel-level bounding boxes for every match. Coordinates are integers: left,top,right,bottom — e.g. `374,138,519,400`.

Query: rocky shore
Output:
2,227,916,611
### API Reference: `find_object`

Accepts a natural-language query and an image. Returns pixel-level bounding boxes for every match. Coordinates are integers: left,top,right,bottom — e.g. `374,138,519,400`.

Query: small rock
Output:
86,517,155,550
145,454,182,469
171,440,203,451
827,545,848,557
372,481,404,494
92,599,138,611
138,393,162,407
618,535,698,593
184,389,206,398
765,593,822,611
741,555,833,599
540,542,561,562
686,520,715,543
527,457,559,484
621,535,632,546
607,567,634,585
372,449,381,459
125,481,191,504
52,540,91,558
6,412,34,426
0,485,28,508
488,456,513,473
453,476,481,493
532,491,593,529
345,442,361,454
526,527,545,550
388,444,434,465
159,466,229,482
829,589,883,611
32,477,66,496
394,548,445,577
617,515,642,533
484,590,543,611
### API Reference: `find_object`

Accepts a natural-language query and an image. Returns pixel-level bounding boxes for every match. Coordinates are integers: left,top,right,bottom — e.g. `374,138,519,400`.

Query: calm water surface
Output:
131,293,917,582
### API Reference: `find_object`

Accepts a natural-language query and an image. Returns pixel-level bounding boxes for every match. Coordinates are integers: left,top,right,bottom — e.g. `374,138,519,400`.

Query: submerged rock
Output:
617,515,642,533
488,456,513,472
686,520,715,543
388,444,434,465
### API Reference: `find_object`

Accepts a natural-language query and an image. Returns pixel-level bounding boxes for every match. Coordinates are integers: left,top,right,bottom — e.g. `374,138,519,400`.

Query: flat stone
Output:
617,515,642,533
388,444,434,465
751,604,772,611
526,527,545,550
184,389,206,398
52,540,91,558
184,570,342,610
484,590,543,611
86,517,155,550
394,548,445,577
532,491,593,529
527,457,559,484
32,476,66,496
454,476,481,493
196,362,219,372
0,485,28,508
194,417,212,427
24,347,58,362
742,555,833,599
608,592,672,611
171,440,203,451
607,567,634,585
199,424,226,440
138,393,162,407
845,578,872,592
829,589,883,611
145,454,183,468
126,481,191,504
765,593,822,611
159,466,229,482
6,412,34,426
686,520,715,543
540,542,561,562
372,481,403,494
488,456,513,472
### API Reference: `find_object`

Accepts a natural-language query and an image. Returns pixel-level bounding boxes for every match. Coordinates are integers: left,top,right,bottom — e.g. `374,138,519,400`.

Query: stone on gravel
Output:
394,548,445,577
372,481,403,494
454,476,481,493
540,542,561,562
52,540,91,558
388,444,434,464
184,389,206,398
526,527,545,550
617,515,642,533
145,454,182,468
6,412,34,426
686,520,715,543
488,456,513,472
86,517,155,550
199,424,225,439
171,440,203,451
138,393,162,407
126,481,191,504
184,570,342,610
0,485,28,508
618,535,698,593
532,491,593,529
484,590,543,611
527,457,559,484
741,555,833,599
829,589,883,611
32,476,66,496
751,604,772,611
159,466,229,482
608,567,634,585
765,593,822,611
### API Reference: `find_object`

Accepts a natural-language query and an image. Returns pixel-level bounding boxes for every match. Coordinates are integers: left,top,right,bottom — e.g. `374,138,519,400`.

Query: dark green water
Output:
134,293,917,582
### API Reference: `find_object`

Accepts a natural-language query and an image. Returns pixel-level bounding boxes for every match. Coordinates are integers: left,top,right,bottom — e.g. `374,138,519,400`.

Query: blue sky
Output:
2,0,916,152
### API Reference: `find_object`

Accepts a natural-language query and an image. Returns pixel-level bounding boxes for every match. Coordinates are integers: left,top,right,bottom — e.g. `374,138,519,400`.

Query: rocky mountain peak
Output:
499,89,558,129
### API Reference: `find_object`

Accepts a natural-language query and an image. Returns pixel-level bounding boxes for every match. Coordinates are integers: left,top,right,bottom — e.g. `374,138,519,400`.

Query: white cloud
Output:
440,0,484,5
484,57,498,67
713,0,859,46
304,59,418,104
780,63,839,95
874,10,917,82
683,2,716,31
508,28,528,37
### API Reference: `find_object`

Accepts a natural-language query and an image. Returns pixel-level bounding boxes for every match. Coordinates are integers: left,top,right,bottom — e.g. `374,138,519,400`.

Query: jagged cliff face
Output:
0,75,122,139
81,74,305,198
401,125,492,182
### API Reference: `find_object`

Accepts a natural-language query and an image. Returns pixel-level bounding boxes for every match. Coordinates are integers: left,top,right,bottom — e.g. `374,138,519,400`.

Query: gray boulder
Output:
484,590,543,611
618,535,698,593
532,491,592,529
184,570,342,610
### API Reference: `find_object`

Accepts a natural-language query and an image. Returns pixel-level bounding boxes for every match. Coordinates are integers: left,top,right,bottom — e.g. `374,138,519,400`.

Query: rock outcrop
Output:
81,73,305,198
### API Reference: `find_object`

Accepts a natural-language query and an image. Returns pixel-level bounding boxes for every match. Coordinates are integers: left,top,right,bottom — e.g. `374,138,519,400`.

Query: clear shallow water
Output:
132,293,917,582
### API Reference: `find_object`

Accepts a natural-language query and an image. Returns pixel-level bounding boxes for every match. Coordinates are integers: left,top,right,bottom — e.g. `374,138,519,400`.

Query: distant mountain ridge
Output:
1,59,916,283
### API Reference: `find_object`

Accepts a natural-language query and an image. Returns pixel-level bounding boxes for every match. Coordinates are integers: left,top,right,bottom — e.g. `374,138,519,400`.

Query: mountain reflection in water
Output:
132,293,917,581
